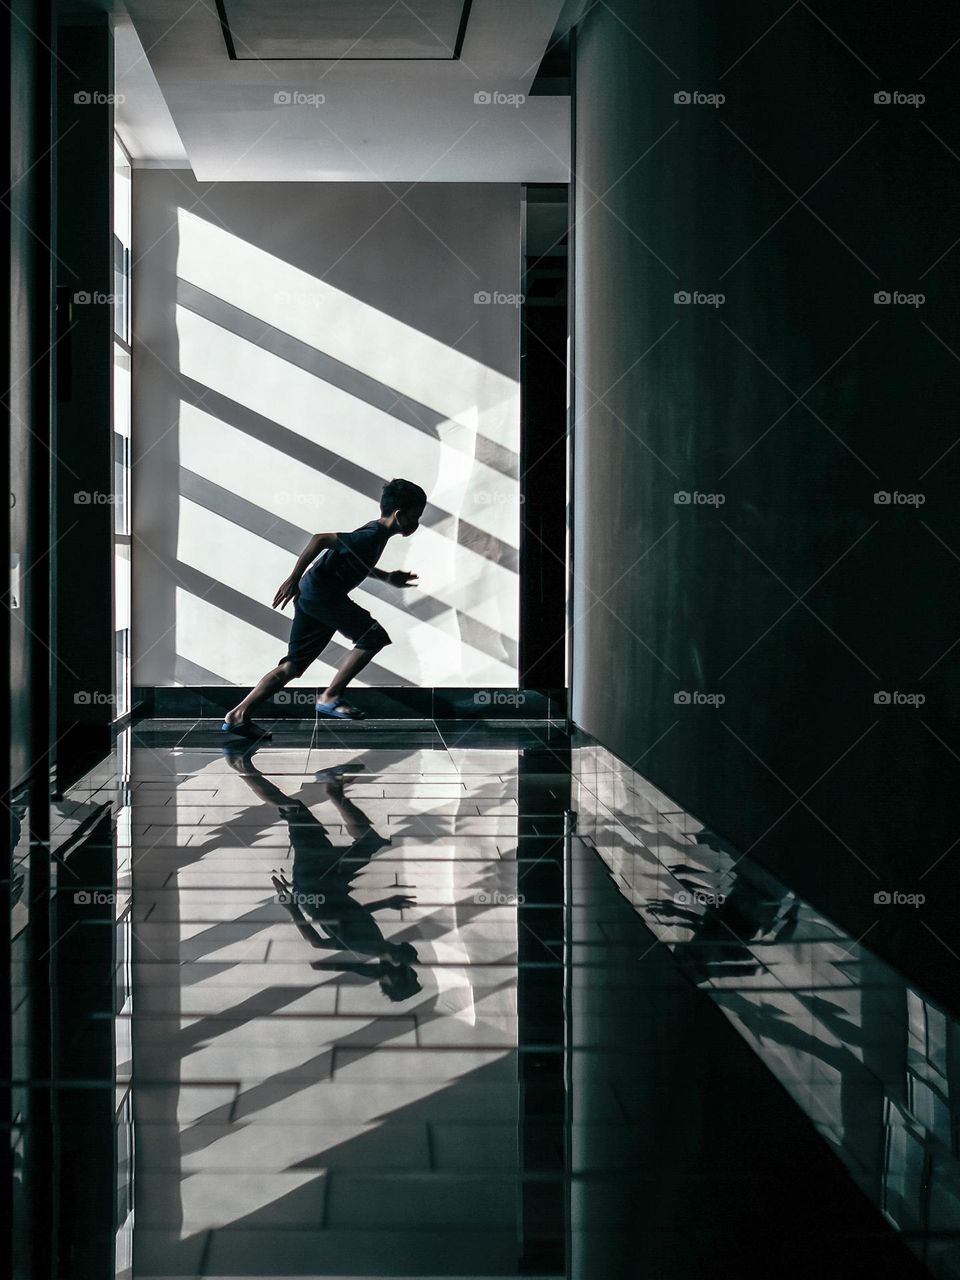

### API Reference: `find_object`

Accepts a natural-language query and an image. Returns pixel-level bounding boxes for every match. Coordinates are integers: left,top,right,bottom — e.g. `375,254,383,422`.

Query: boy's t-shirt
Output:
298,520,391,605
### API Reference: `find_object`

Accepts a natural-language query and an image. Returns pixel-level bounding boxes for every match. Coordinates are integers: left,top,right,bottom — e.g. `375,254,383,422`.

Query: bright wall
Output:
132,174,521,687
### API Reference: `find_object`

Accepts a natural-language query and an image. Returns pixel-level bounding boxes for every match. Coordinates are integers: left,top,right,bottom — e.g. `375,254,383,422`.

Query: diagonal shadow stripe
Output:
177,277,520,477
174,653,233,684
179,468,518,668
177,976,444,1156
178,374,520,575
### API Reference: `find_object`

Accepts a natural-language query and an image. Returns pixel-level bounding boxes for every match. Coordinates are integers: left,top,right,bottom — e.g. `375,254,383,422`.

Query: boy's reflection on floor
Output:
223,744,422,1002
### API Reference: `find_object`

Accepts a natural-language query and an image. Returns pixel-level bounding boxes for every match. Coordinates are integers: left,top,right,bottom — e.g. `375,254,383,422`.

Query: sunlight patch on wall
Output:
175,307,518,552
165,204,521,688
177,207,518,452
177,403,518,630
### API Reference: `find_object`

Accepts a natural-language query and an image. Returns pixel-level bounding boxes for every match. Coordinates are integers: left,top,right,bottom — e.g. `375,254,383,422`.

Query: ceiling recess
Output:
216,0,473,61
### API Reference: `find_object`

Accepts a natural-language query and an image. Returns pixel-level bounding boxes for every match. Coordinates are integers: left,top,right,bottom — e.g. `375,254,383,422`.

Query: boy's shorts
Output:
284,595,390,670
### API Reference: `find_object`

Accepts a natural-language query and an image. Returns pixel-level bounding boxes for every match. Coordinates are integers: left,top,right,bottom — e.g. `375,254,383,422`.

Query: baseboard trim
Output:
133,686,567,721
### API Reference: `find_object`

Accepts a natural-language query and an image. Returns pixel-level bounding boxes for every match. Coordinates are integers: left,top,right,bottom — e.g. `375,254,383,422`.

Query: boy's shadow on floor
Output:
223,743,422,1003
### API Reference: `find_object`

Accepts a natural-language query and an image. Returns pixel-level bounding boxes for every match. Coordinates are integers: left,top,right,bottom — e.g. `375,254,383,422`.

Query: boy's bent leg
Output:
320,614,391,707
320,646,379,705
226,602,334,727
225,658,303,726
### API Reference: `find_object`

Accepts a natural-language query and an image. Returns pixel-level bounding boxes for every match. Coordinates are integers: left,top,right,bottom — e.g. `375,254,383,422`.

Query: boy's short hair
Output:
380,478,427,515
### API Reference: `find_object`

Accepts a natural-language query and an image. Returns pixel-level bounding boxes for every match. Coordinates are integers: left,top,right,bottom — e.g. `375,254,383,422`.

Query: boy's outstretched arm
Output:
368,567,419,587
272,531,336,609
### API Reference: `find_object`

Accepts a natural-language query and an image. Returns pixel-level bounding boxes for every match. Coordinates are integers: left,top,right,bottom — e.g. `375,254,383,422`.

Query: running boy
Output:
222,478,427,737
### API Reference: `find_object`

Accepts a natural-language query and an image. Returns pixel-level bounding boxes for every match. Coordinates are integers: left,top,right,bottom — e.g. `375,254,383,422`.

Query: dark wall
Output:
571,1,960,1006
54,19,115,777
520,186,569,690
8,0,48,791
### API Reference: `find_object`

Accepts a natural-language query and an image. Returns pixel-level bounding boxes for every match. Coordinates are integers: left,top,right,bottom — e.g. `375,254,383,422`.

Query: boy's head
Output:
380,478,427,537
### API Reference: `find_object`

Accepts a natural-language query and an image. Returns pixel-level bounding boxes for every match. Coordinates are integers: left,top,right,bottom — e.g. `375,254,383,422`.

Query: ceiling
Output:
117,0,570,181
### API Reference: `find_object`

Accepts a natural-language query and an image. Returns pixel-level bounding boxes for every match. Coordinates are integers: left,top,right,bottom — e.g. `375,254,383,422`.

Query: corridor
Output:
6,2,960,1277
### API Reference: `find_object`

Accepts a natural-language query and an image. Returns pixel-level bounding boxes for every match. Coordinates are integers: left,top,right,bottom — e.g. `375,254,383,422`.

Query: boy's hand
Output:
387,570,418,588
273,576,300,609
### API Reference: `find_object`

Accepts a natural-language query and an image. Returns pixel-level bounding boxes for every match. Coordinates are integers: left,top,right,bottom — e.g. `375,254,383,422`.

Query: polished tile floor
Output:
10,721,956,1278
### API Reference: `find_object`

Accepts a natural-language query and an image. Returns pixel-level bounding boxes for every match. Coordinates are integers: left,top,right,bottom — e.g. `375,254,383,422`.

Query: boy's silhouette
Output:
223,478,427,738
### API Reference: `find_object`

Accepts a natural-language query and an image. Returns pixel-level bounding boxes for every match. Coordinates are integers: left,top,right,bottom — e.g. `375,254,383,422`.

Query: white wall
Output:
132,175,521,687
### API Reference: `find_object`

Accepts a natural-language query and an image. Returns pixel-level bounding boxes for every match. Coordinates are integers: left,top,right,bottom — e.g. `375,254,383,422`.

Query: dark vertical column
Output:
5,0,58,1276
519,185,569,697
54,17,114,787
1,0,13,1272
565,37,577,728
52,809,119,1280
516,742,570,1271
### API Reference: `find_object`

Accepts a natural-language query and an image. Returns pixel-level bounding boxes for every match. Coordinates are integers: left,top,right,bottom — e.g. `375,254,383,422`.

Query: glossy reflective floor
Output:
9,721,958,1278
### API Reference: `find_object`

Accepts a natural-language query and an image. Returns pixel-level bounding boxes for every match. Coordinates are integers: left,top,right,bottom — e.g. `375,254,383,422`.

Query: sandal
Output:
220,719,273,740
315,698,364,721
